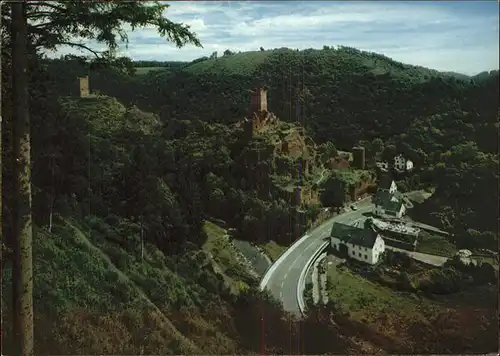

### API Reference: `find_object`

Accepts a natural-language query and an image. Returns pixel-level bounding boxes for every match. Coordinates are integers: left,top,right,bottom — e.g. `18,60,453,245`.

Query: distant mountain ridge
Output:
130,47,496,81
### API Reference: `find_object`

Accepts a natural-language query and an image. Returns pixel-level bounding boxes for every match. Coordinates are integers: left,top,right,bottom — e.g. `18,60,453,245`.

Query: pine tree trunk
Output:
48,156,55,233
11,1,34,355
48,198,53,233
0,7,3,348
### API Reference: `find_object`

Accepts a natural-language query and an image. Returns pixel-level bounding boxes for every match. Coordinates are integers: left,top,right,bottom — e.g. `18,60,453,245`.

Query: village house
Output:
375,154,414,173
378,174,397,194
394,154,414,172
372,175,406,218
376,161,389,171
373,190,406,218
330,222,385,265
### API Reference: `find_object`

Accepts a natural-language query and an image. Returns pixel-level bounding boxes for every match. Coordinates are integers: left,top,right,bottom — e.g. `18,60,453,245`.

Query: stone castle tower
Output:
244,87,277,139
352,146,366,170
77,76,89,98
250,87,268,113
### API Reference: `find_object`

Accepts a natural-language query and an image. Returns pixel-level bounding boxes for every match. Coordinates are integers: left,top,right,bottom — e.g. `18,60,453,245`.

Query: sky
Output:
52,1,499,76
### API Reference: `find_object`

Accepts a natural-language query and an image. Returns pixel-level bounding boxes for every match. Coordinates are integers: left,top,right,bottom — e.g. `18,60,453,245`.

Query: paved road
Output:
264,204,373,315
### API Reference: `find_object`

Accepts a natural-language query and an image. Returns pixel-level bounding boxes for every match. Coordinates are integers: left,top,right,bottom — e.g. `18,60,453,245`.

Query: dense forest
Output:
42,45,498,248
1,1,498,355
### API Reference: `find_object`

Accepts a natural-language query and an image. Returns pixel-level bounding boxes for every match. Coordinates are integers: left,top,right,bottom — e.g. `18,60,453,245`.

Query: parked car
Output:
350,205,358,211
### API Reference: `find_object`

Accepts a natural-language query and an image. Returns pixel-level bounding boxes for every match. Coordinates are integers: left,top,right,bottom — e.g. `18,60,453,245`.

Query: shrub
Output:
421,267,464,294
382,250,414,269
397,271,416,291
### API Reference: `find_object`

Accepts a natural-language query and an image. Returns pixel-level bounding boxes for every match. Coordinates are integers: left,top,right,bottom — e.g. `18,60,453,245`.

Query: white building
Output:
330,222,386,265
456,249,474,265
394,154,414,172
376,161,389,171
373,175,406,218
373,190,406,218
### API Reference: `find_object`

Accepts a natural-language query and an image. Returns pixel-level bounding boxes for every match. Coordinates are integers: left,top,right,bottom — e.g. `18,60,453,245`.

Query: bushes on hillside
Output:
376,250,496,295
381,250,415,269
444,255,497,285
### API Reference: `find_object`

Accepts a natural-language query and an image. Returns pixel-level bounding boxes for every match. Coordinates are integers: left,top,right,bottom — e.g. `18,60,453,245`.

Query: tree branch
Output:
26,12,55,19
27,2,66,13
55,41,102,58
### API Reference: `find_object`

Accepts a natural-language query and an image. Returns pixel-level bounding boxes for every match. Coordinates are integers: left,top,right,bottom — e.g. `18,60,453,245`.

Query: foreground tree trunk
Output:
0,11,3,355
11,1,34,355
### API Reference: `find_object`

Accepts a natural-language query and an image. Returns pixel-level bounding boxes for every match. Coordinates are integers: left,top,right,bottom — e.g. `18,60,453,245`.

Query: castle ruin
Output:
352,146,366,170
244,87,278,139
77,76,90,98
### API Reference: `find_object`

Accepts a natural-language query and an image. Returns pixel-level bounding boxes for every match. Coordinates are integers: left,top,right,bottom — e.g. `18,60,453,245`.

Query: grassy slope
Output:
202,221,257,293
326,262,497,353
133,47,468,83
1,217,255,354
179,48,465,83
134,67,169,75
183,50,273,76
259,241,287,262
415,231,458,257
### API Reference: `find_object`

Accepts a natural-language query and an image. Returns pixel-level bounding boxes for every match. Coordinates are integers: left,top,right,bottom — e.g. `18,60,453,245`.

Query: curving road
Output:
263,203,373,315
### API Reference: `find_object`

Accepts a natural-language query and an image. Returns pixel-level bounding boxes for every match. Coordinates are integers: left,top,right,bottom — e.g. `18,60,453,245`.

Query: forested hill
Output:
46,46,497,150
42,46,498,243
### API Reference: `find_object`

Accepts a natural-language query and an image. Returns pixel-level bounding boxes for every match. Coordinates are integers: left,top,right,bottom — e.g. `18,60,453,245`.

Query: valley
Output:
1,2,498,354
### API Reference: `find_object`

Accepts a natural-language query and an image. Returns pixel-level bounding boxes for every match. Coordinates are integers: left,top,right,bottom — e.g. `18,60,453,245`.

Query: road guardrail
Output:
259,201,372,292
259,234,310,290
297,240,329,316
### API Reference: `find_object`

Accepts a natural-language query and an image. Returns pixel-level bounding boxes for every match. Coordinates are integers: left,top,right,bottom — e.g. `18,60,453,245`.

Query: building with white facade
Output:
378,175,398,194
330,222,386,265
376,155,414,173
376,161,389,171
373,190,406,218
394,154,414,172
373,175,406,218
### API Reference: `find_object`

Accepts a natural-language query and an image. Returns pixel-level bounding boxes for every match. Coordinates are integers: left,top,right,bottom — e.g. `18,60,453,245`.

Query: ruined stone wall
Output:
349,177,376,201
328,157,350,170
282,132,308,159
269,185,319,207
244,111,279,139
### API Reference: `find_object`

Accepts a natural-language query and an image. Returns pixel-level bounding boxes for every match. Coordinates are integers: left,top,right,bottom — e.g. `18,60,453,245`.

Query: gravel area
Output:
232,239,272,277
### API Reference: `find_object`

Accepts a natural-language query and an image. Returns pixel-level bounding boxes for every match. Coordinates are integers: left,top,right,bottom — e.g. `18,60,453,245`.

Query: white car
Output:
350,205,358,211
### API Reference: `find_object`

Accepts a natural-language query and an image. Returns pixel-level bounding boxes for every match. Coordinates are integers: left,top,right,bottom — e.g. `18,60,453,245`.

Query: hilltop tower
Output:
250,87,268,114
77,76,90,98
245,87,269,139
352,146,366,170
